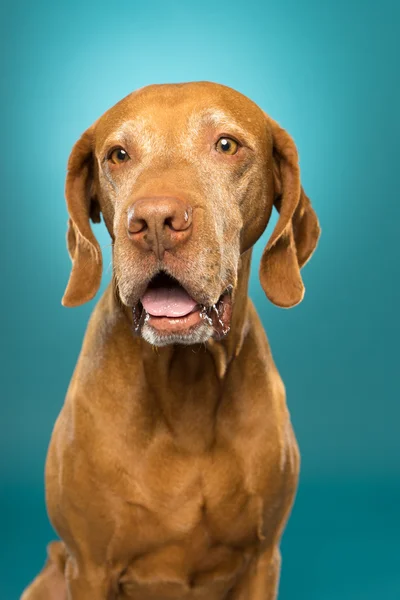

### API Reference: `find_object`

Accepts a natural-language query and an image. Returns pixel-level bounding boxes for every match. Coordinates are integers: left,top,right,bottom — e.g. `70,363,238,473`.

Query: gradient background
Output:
1,0,399,598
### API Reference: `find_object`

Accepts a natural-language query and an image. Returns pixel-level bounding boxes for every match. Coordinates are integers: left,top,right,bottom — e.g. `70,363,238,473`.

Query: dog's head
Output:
62,82,320,346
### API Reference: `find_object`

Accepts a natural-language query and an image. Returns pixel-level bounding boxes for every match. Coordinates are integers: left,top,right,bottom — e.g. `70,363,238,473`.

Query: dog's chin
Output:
130,272,233,347
141,319,214,347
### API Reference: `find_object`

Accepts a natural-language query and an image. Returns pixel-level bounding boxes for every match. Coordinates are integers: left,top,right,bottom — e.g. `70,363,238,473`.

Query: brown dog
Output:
21,82,320,600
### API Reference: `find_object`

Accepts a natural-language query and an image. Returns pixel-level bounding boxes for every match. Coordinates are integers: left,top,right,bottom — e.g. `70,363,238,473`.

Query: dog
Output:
21,81,320,599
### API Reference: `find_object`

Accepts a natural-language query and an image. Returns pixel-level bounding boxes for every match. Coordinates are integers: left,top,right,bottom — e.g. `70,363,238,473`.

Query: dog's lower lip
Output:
146,307,203,332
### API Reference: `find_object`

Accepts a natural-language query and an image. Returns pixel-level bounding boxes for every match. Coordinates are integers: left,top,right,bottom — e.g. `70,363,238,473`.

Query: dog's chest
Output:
130,437,265,543
55,384,288,597
75,387,282,556
98,436,272,597
92,432,268,546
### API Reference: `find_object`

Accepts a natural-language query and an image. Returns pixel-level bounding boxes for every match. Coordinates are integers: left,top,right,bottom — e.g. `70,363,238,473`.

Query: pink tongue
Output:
141,286,198,317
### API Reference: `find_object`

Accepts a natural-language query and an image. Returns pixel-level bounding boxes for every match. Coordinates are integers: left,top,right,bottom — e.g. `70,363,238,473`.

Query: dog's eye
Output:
216,137,239,155
108,147,130,164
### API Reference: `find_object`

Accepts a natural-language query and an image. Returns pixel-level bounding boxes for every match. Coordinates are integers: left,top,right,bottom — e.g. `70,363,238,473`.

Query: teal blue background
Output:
1,0,399,597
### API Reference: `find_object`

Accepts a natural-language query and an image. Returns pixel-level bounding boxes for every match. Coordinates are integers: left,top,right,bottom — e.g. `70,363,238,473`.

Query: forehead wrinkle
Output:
186,108,256,146
98,117,166,157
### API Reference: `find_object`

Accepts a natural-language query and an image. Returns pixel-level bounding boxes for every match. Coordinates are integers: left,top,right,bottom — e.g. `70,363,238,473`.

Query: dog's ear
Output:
62,124,102,307
259,116,320,308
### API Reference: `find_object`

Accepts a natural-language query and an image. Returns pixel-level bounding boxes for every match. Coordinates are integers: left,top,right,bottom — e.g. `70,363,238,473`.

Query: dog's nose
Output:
127,197,193,258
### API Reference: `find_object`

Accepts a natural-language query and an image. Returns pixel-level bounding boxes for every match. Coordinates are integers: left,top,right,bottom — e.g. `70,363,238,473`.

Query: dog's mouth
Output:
131,272,232,342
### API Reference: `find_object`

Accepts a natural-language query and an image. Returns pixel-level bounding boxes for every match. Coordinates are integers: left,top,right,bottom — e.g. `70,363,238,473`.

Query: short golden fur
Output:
22,82,320,600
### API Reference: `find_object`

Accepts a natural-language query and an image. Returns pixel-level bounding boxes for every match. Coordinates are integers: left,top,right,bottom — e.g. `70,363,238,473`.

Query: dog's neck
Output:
121,250,253,450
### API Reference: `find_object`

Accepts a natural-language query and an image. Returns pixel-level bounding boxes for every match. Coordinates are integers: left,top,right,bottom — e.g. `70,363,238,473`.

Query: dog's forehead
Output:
95,82,268,147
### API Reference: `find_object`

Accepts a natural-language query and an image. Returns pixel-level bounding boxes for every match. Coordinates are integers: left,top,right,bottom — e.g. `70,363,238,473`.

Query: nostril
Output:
164,217,174,230
128,218,147,235
165,207,193,232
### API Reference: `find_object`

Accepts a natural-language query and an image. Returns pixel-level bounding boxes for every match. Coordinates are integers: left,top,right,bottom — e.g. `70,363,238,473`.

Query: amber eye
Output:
216,137,239,155
109,147,130,164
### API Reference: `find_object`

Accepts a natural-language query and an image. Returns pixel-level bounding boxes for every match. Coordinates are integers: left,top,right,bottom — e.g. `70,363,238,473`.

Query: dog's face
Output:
63,82,320,346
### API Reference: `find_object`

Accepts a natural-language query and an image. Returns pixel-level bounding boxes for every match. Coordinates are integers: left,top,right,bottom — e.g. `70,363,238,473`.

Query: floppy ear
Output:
62,125,102,307
259,117,320,308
